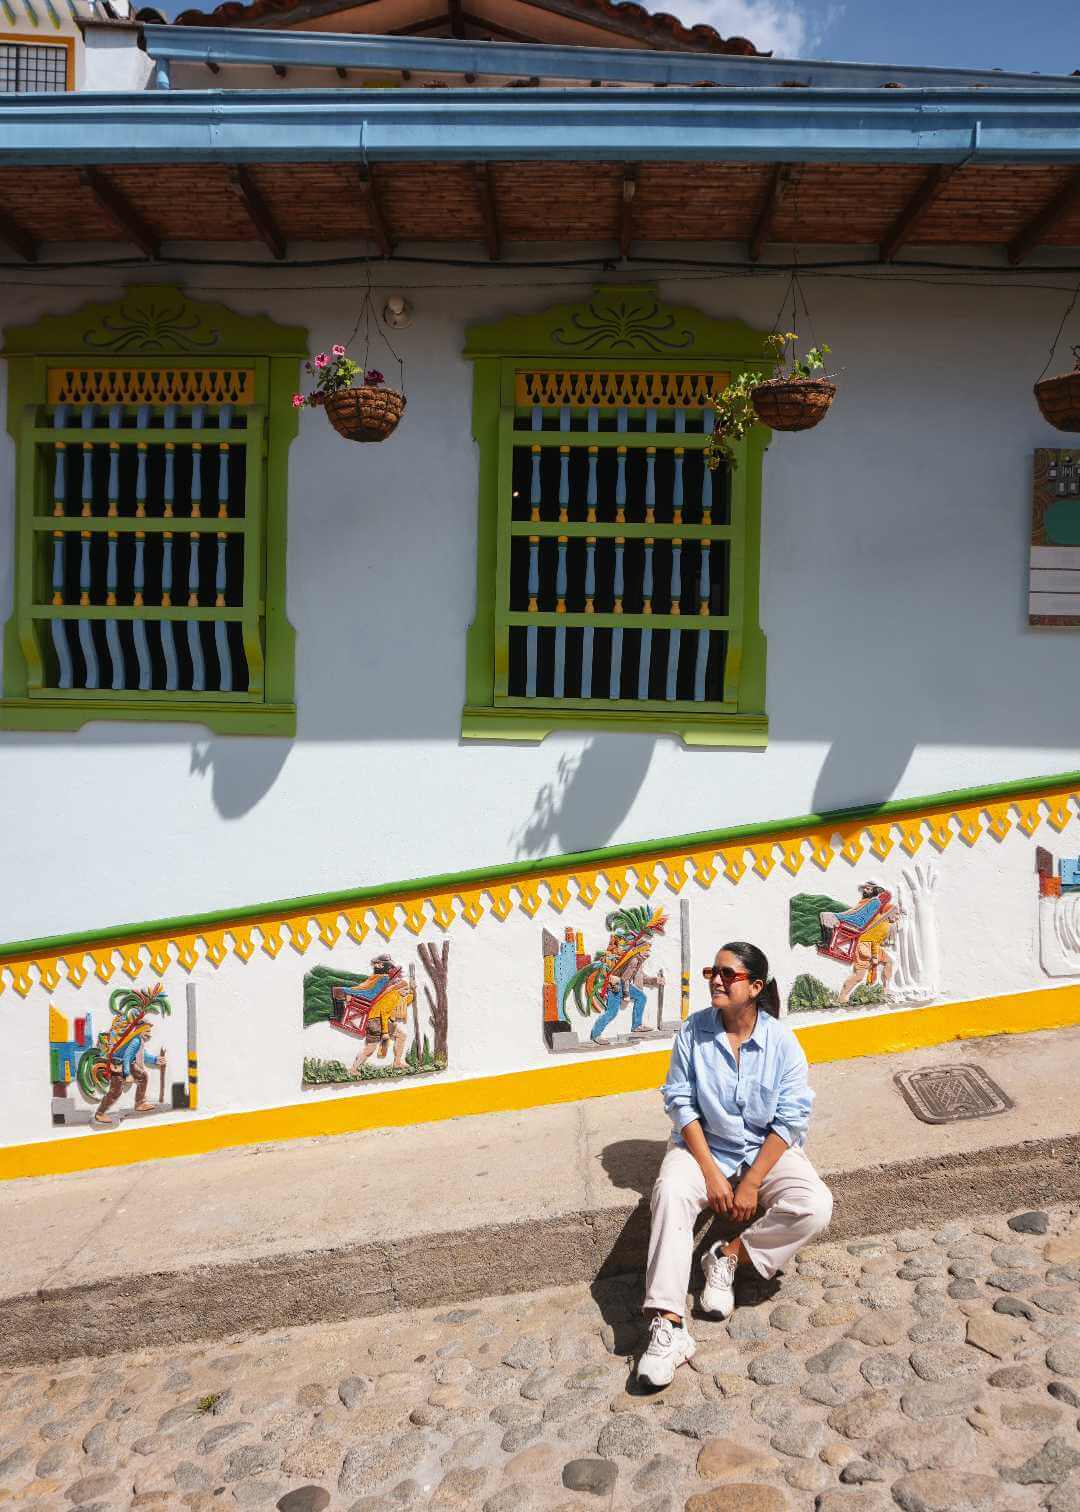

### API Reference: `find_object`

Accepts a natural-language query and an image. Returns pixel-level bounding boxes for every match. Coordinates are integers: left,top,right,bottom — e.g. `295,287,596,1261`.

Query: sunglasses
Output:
701,966,751,987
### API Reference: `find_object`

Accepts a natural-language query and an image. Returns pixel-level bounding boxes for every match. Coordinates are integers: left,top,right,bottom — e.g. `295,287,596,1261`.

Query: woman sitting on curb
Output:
637,940,833,1387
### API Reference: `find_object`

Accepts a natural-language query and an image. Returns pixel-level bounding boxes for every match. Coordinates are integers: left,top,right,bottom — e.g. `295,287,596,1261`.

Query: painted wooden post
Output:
695,540,711,702
667,534,683,700
610,534,625,700
187,404,206,692
671,408,680,526
50,403,74,690
215,404,233,692
700,407,713,524
526,403,542,698
77,404,99,689
132,403,152,690
680,896,690,1019
104,403,124,691
638,534,654,699
583,405,598,697
161,402,179,691
185,981,198,1111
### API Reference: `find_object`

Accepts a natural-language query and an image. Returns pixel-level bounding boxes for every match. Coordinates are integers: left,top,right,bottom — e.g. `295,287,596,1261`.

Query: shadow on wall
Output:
513,736,656,858
811,732,916,819
190,739,292,819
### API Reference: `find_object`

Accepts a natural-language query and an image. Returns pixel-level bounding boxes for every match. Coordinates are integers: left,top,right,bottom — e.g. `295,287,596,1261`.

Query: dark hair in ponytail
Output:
722,940,781,1018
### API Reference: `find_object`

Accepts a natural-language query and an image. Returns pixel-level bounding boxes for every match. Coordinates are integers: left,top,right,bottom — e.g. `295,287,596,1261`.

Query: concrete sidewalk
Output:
3,1026,1080,1365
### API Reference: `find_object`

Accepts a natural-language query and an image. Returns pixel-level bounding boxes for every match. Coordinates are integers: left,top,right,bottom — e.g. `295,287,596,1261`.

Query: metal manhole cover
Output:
894,1064,1013,1125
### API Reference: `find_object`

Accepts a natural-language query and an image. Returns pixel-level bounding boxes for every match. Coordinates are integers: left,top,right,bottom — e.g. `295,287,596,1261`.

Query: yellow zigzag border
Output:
1,785,1073,999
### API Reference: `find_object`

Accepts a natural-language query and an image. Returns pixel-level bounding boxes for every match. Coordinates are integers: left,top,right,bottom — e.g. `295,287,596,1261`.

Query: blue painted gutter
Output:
0,89,1078,165
140,26,1080,92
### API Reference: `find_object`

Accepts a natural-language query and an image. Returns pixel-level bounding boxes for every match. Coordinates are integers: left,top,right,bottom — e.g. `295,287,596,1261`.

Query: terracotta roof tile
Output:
173,0,766,55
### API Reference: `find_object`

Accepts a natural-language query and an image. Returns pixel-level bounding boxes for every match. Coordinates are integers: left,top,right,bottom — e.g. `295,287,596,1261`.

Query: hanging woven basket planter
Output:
294,284,409,446
1034,347,1080,433
751,376,837,433
320,384,407,443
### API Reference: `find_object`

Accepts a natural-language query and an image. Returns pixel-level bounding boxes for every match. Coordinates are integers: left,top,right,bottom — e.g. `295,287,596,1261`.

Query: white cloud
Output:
665,0,836,58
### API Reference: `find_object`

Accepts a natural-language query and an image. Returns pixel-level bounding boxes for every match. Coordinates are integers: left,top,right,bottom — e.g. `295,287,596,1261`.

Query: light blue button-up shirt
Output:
662,1007,814,1175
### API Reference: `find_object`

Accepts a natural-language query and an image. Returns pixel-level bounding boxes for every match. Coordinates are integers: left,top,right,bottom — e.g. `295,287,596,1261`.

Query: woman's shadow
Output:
591,1138,780,1376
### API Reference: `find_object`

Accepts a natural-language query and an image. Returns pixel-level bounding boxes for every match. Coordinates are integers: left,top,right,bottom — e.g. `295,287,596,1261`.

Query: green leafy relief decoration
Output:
464,284,770,365
1,284,306,359
83,294,222,354
550,293,694,354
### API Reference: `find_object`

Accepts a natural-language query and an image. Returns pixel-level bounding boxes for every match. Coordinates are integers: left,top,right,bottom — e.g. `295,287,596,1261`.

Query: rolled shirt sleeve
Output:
770,1032,814,1148
661,1022,701,1133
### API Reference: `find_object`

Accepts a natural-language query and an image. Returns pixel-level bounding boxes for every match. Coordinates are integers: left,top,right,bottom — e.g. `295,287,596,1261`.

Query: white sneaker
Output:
700,1244,738,1318
636,1315,695,1387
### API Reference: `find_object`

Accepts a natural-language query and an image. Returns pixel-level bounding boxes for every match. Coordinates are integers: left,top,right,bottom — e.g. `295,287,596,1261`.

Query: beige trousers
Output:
643,1143,833,1315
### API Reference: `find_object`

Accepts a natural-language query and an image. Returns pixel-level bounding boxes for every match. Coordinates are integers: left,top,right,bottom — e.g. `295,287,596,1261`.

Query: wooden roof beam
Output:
474,162,501,260
79,169,159,259
458,10,548,43
389,14,452,35
748,165,789,262
447,0,466,37
1007,167,1080,266
619,164,638,258
229,166,286,260
357,165,393,257
0,202,37,263
878,165,956,262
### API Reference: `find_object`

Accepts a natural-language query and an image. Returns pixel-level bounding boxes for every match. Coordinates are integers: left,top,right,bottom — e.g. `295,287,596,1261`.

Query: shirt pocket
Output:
743,1067,781,1129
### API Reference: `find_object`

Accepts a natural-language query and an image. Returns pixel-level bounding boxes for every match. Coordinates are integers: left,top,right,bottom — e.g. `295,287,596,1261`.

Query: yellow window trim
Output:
0,31,75,91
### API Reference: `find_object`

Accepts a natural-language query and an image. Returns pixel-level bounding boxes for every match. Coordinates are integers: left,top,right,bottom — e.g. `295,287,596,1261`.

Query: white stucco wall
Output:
1,260,1079,951
80,26,155,92
7,790,1076,1152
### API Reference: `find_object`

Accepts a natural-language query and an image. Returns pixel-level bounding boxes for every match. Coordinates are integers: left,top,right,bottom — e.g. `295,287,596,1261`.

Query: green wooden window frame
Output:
1,285,305,736
462,286,770,748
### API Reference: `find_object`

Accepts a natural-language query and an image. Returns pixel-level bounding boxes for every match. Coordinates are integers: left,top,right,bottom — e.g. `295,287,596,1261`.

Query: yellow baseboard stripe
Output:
4,982,1080,1182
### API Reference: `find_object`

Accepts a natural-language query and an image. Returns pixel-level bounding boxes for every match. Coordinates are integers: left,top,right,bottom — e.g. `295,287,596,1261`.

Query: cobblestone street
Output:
2,1204,1079,1512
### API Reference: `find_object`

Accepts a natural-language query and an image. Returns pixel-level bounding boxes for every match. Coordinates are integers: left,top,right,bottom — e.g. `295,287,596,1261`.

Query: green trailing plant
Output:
707,332,833,470
706,370,760,471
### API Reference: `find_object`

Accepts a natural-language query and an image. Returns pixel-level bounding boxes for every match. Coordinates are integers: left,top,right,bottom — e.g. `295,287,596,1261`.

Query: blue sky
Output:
687,0,1080,74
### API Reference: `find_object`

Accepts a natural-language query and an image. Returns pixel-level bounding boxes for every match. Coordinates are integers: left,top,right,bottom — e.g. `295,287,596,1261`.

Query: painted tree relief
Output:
303,944,449,1086
49,982,198,1130
542,906,682,1052
788,866,940,1013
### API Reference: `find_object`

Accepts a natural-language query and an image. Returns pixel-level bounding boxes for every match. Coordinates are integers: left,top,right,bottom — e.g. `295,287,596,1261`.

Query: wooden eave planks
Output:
0,161,1079,254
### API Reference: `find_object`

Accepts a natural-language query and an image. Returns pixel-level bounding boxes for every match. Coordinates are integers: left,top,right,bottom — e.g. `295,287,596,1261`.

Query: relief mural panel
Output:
49,981,197,1130
302,943,450,1086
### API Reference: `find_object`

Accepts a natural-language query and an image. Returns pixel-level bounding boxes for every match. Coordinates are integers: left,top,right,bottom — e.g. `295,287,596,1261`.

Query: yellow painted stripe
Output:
2,982,1079,1183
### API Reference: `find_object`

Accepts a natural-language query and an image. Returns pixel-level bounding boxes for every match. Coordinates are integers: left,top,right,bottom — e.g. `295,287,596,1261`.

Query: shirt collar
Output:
713,1007,768,1047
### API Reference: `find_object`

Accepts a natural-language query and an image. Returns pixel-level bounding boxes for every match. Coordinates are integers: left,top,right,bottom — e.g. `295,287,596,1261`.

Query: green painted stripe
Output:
509,523,733,541
33,519,248,535
31,607,247,623
2,765,1079,966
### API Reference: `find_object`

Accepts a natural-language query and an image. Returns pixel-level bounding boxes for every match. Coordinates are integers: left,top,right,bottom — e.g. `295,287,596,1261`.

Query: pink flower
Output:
332,344,346,357
291,394,305,408
314,353,330,369
365,369,385,385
